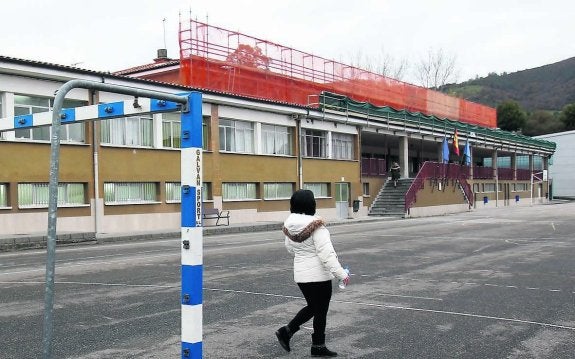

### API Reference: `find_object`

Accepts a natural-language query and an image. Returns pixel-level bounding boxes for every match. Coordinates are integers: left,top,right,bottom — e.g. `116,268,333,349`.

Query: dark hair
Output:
290,189,316,216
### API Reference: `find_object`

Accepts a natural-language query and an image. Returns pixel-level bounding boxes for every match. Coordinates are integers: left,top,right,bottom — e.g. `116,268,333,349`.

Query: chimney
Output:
154,49,169,63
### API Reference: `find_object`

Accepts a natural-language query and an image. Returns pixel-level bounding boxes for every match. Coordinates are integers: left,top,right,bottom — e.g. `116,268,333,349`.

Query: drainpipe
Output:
90,89,100,237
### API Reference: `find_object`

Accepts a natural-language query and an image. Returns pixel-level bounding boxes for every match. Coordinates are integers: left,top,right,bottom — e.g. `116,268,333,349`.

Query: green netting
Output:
319,92,556,151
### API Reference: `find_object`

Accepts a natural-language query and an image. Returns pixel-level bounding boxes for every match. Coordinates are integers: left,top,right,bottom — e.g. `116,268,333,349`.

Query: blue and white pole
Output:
180,92,203,358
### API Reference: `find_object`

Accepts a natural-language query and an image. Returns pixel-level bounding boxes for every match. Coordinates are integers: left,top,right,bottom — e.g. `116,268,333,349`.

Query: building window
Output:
473,183,481,193
303,182,329,198
18,183,86,208
162,113,181,148
483,183,496,192
101,116,153,147
362,182,370,197
302,129,327,158
222,182,257,201
165,182,181,203
262,124,293,155
202,116,210,151
513,183,528,192
332,132,354,160
264,183,293,200
14,95,86,142
219,119,254,153
104,182,158,205
0,183,8,208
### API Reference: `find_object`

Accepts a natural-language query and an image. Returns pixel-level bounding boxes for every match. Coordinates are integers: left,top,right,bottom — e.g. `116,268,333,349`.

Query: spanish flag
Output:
453,129,460,156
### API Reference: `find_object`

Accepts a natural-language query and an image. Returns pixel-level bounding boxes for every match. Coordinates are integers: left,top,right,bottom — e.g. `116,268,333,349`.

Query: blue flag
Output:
442,137,449,163
463,140,471,166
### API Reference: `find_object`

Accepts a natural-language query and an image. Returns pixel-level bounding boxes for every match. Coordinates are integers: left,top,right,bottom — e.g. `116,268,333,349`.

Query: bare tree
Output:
413,48,459,89
345,48,409,81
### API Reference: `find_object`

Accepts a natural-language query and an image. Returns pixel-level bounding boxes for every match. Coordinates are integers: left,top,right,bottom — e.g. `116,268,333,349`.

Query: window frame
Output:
0,183,9,209
331,132,354,160
219,118,254,153
13,95,86,143
261,124,294,156
103,182,159,205
263,182,293,200
101,115,154,148
162,113,181,149
303,182,330,198
222,182,258,201
301,129,327,158
17,182,87,209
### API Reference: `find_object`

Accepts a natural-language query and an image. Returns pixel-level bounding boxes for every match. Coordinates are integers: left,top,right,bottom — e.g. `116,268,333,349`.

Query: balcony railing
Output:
472,166,493,179
361,158,387,177
405,161,473,213
516,169,532,180
497,168,514,180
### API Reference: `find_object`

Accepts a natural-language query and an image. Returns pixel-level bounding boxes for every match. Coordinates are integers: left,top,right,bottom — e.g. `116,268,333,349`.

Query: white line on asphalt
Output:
0,280,176,288
4,281,571,331
371,293,443,301
332,299,575,331
0,253,179,277
203,287,575,332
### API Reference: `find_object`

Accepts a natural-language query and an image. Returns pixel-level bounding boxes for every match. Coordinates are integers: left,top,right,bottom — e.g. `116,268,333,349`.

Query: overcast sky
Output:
1,0,573,84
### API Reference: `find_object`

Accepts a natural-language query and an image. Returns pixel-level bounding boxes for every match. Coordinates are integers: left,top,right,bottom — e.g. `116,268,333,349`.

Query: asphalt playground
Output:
1,201,574,358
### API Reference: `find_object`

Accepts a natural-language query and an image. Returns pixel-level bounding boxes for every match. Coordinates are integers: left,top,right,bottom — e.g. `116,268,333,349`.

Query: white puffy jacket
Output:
283,213,348,283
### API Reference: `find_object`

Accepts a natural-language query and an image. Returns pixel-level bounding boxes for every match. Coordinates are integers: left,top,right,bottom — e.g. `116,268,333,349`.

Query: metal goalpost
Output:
0,79,204,359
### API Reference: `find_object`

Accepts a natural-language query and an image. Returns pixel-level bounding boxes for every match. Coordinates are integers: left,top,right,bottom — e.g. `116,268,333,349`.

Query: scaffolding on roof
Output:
179,18,497,128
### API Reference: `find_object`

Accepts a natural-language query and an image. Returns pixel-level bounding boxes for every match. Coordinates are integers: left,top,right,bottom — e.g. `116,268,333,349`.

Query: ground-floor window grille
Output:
223,182,257,201
303,182,329,198
104,182,157,205
264,183,293,200
483,183,496,193
0,183,8,207
513,183,529,192
18,183,86,208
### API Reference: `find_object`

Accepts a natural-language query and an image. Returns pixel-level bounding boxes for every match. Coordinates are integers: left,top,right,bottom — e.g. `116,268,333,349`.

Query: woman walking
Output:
275,189,350,357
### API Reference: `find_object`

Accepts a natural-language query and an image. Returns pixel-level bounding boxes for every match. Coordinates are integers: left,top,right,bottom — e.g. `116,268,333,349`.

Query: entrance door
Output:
335,183,350,219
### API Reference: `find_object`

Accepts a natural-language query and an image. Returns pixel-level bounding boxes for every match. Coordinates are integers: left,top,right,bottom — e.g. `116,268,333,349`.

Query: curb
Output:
0,216,394,253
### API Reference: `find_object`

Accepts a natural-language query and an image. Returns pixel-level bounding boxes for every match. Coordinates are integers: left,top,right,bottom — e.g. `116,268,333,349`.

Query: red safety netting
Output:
179,19,496,128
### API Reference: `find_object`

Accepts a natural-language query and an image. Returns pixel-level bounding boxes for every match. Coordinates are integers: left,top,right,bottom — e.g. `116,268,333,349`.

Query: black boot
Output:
311,333,337,357
275,325,294,352
311,345,338,357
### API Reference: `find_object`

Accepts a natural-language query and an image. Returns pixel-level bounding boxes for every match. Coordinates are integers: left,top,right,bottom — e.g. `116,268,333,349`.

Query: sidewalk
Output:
0,215,397,252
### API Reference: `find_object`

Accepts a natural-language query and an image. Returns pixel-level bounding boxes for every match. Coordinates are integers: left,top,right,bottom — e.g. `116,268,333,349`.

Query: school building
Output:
0,20,556,238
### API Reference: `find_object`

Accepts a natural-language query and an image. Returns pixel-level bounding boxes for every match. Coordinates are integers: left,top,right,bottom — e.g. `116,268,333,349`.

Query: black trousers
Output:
288,280,332,344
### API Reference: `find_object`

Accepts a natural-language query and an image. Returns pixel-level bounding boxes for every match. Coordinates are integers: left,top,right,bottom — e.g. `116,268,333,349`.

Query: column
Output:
492,149,498,180
399,136,409,178
511,153,517,180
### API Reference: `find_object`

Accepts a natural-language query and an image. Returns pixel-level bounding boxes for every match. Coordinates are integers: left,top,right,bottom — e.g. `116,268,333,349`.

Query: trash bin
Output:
352,200,360,212
515,195,520,202
483,196,488,204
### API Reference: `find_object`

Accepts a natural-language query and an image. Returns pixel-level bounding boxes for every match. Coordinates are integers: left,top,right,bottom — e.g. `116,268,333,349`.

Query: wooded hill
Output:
441,56,575,112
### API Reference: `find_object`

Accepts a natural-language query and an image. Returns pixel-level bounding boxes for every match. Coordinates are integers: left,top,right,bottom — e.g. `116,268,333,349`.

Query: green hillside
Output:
441,56,575,111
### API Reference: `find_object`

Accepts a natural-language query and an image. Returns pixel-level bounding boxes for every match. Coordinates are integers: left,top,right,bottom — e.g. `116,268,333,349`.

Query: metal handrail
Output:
405,161,473,213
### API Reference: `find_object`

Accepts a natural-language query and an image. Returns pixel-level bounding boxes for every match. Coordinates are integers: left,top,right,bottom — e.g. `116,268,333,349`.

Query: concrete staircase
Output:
368,178,414,217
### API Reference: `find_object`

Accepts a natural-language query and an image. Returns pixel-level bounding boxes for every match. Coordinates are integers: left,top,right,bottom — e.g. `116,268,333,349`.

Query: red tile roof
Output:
114,60,180,75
